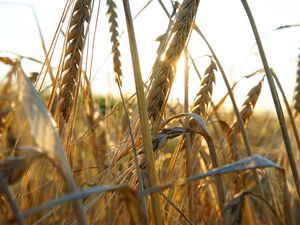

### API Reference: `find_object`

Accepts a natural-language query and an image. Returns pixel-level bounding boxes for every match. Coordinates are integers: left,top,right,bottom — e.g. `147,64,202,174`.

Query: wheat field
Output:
0,0,300,224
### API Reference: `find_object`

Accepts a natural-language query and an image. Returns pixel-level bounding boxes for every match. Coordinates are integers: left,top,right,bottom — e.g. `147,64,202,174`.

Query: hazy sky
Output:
0,0,300,111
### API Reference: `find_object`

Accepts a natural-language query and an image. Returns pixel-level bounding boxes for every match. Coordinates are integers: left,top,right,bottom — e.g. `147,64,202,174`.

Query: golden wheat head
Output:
56,0,91,130
147,0,200,129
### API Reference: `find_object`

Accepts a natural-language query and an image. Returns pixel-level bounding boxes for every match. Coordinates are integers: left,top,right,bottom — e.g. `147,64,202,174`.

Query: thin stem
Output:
272,71,300,154
31,5,55,83
194,26,265,196
183,49,195,221
195,26,275,223
156,0,170,17
122,0,163,224
160,191,194,225
241,0,300,203
116,83,150,224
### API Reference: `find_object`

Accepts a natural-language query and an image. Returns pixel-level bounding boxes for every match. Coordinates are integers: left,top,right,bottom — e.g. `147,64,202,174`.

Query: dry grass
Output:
0,1,299,225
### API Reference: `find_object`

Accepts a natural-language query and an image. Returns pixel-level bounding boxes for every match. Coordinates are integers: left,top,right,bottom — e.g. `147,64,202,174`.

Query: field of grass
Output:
0,0,300,224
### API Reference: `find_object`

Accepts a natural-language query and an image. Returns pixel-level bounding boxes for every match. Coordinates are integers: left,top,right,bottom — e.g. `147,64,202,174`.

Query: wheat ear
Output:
226,79,263,194
107,0,122,86
191,59,216,118
232,79,263,131
122,0,163,223
147,0,200,129
56,0,91,131
228,79,263,162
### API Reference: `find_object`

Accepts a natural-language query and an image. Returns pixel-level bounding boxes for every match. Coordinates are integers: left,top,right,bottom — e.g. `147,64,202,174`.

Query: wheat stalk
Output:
107,0,122,86
147,0,200,129
56,0,91,132
241,0,300,203
122,0,163,223
272,69,300,155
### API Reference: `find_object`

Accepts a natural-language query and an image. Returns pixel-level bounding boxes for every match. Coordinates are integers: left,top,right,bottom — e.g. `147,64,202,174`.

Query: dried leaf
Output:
16,64,87,224
152,127,192,151
17,67,63,161
22,184,145,225
145,155,281,194
244,68,264,79
160,113,210,136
